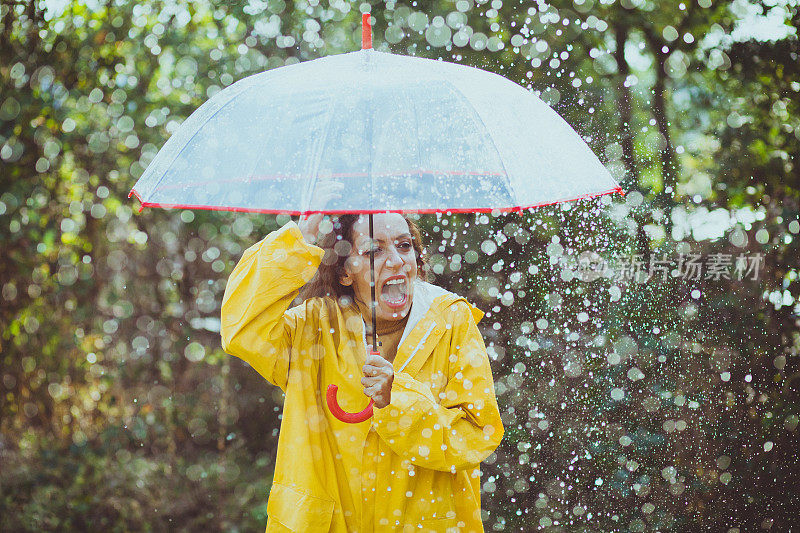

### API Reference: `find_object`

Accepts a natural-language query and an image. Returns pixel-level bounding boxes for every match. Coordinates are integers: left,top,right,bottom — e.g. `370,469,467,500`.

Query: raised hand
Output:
298,213,325,245
297,179,344,244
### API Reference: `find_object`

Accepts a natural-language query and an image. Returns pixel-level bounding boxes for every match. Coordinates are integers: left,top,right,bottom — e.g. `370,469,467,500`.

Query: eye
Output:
359,245,383,256
397,241,412,251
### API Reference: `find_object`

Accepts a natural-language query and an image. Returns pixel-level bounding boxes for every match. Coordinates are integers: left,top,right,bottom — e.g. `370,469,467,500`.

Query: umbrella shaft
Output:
369,213,377,350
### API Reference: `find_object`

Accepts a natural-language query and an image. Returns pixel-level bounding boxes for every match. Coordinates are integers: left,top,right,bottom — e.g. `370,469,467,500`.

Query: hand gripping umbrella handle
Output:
326,384,374,423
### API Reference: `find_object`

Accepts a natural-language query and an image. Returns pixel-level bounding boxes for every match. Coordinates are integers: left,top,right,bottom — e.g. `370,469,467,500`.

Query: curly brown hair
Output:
300,214,427,305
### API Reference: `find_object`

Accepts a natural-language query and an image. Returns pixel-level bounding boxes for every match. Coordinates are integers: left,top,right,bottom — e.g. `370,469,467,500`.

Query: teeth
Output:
385,278,404,285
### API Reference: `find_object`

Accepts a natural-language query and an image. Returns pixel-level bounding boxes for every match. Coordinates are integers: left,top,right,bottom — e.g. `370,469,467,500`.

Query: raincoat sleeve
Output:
372,301,504,472
220,221,324,391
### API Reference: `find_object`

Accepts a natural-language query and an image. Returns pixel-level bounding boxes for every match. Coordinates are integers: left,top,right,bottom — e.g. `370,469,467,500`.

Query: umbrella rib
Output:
300,91,341,214
448,83,518,204
409,88,424,185
243,107,279,197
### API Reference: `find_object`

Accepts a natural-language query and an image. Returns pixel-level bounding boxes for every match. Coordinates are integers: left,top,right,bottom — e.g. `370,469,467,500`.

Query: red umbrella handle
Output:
326,384,374,423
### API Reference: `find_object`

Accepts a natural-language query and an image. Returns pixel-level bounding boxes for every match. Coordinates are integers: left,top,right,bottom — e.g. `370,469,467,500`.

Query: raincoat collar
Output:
357,279,484,374
398,279,454,348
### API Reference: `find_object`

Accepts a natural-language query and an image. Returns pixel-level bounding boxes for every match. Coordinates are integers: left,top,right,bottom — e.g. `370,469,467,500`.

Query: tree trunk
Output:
614,24,651,261
614,25,639,184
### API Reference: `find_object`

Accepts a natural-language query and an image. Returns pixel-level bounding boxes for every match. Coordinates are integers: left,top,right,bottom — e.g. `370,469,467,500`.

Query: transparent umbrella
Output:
130,14,625,423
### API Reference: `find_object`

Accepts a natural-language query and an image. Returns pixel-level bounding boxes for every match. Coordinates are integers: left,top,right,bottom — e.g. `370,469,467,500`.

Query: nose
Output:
385,245,403,268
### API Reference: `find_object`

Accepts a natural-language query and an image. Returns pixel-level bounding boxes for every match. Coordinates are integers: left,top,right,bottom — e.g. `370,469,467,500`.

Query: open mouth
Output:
380,276,408,309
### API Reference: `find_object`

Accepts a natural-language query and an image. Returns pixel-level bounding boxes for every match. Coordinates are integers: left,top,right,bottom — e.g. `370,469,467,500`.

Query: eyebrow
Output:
360,233,413,247
375,233,412,243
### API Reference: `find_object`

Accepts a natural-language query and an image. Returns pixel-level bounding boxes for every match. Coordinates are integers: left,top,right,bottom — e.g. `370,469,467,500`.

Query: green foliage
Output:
1,432,272,531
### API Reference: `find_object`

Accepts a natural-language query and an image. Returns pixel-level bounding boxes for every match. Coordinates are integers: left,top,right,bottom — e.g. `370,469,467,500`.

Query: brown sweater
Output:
353,296,410,363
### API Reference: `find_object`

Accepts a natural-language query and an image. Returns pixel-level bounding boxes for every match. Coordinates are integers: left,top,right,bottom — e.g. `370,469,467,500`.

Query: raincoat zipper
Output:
397,322,437,373
361,319,437,373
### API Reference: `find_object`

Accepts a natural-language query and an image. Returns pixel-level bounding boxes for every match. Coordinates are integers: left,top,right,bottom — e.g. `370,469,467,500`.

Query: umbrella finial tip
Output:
361,13,372,50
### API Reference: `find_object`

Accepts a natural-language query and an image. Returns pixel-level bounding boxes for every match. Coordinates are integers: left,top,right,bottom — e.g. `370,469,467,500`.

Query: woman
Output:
220,212,504,533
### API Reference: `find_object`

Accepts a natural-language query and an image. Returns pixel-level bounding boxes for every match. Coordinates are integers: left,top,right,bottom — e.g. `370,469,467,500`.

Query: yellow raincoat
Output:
221,222,504,532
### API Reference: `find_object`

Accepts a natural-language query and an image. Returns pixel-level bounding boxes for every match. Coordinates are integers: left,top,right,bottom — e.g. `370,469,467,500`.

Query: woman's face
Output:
341,213,418,322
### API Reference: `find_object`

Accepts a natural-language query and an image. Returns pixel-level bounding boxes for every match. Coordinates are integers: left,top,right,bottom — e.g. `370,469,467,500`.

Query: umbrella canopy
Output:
130,43,622,215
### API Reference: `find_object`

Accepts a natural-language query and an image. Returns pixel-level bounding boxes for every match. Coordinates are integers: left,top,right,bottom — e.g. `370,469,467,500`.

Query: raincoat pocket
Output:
401,495,458,532
266,482,335,532
403,514,459,533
